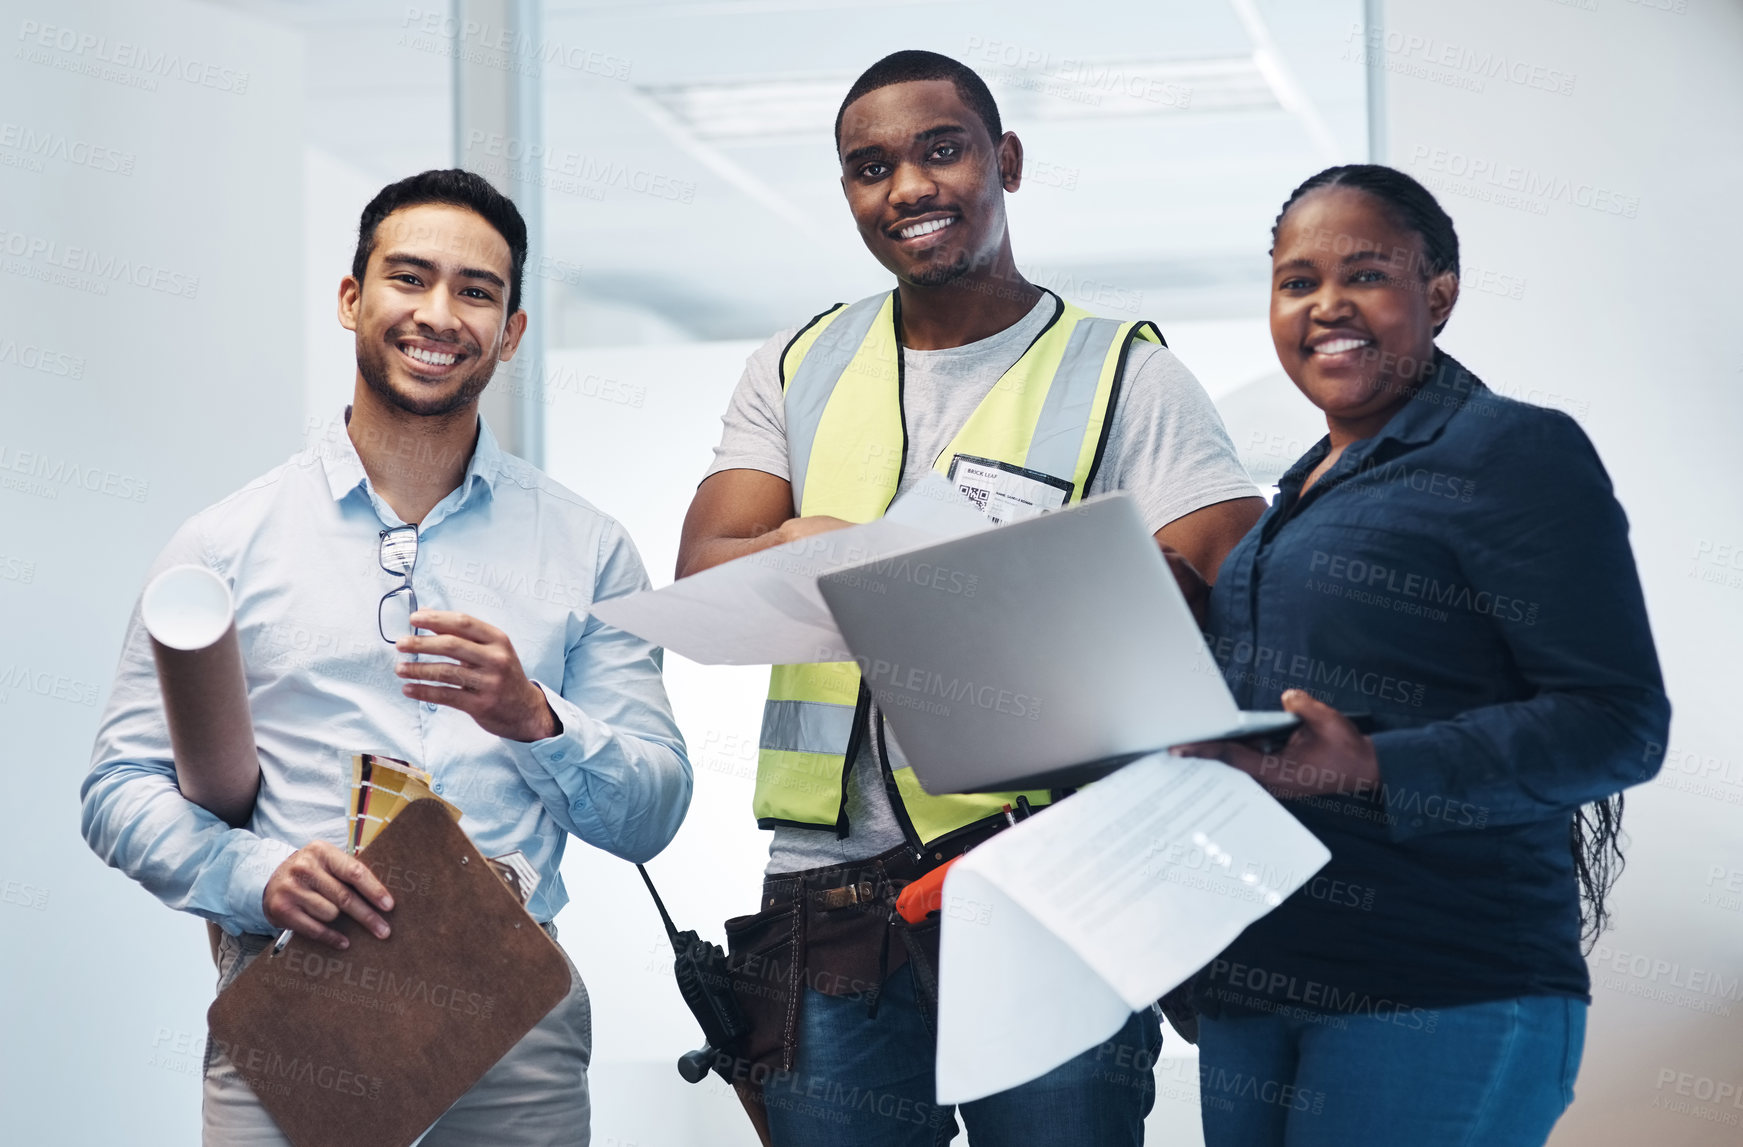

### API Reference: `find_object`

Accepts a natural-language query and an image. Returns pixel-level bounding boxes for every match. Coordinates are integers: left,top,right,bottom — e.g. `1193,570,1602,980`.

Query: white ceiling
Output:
210,0,1368,342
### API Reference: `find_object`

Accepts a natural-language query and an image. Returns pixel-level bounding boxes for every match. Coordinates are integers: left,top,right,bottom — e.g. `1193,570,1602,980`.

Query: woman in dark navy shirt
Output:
1176,166,1670,1146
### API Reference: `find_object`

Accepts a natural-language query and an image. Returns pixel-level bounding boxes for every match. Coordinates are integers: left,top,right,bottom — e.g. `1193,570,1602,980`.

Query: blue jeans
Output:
1197,995,1586,1146
762,965,1161,1146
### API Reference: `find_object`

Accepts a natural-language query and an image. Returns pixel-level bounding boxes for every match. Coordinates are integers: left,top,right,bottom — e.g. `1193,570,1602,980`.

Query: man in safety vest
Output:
675,50,1265,1145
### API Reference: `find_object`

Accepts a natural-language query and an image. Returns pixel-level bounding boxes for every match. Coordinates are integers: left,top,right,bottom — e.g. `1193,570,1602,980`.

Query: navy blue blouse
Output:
1196,352,1670,1016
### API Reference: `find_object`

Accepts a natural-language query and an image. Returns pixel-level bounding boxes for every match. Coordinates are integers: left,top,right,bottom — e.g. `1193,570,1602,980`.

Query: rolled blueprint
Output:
141,564,261,826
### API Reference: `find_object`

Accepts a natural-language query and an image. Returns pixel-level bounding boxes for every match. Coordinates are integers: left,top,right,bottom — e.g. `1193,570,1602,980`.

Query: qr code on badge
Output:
960,485,990,511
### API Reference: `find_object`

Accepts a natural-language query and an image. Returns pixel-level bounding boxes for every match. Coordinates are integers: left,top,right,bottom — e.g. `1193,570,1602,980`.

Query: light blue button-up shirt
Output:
81,411,692,935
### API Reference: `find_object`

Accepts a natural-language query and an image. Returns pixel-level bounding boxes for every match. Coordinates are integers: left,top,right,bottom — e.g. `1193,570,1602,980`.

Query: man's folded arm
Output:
511,521,693,864
675,467,801,578
81,594,294,937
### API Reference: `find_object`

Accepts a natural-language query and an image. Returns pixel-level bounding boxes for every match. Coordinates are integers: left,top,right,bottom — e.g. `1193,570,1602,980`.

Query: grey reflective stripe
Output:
1022,316,1125,485
785,294,888,510
760,699,856,755
881,716,911,772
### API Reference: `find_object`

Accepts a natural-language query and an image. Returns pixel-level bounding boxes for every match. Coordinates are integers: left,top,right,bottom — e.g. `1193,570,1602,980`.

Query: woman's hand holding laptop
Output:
1172,688,1380,800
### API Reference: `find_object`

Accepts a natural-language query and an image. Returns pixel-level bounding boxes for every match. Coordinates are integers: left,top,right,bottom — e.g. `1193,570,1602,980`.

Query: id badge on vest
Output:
946,454,1073,526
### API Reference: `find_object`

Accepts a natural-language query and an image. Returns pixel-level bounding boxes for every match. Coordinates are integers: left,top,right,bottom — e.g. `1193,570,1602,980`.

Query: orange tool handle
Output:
896,856,962,925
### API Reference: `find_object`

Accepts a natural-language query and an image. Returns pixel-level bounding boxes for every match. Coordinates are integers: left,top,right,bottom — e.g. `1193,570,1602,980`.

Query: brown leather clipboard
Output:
207,799,572,1147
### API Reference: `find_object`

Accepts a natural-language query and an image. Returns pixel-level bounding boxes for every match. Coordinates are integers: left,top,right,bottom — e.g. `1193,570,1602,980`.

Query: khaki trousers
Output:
202,928,592,1145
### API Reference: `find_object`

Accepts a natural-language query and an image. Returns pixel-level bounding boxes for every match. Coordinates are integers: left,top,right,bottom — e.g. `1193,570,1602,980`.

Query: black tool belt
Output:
720,821,1005,1077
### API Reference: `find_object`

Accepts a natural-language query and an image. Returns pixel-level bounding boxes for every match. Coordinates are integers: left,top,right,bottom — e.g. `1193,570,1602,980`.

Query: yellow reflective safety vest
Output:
755,289,1163,851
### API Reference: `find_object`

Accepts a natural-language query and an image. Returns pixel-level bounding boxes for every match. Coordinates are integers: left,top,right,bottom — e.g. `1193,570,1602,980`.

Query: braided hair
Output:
1272,164,1628,950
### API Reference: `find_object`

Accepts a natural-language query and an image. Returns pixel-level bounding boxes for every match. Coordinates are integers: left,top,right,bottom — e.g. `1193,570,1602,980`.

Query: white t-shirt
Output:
703,294,1258,873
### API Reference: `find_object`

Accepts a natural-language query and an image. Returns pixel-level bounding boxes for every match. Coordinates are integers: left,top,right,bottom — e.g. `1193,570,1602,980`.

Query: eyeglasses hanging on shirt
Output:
377,524,420,644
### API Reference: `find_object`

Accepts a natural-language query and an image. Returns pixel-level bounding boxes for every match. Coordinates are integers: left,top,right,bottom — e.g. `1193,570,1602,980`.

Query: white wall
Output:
0,0,303,1141
303,145,385,427
542,341,784,1146
1378,2,1743,1143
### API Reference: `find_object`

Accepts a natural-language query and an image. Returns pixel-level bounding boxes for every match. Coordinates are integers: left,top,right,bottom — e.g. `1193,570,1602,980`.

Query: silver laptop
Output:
817,494,1296,795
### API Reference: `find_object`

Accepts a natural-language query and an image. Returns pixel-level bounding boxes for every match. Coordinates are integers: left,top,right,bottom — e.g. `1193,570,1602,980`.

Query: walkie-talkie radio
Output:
636,864,749,1083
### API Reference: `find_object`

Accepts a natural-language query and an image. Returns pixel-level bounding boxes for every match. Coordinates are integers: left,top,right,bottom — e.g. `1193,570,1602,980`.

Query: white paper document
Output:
945,455,1070,525
935,754,1331,1104
589,474,991,665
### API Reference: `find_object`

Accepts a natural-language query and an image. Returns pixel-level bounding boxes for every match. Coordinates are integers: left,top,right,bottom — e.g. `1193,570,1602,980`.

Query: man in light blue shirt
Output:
81,169,690,1145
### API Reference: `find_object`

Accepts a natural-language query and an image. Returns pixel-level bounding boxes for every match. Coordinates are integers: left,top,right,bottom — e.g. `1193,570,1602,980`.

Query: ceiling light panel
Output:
641,56,1278,144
